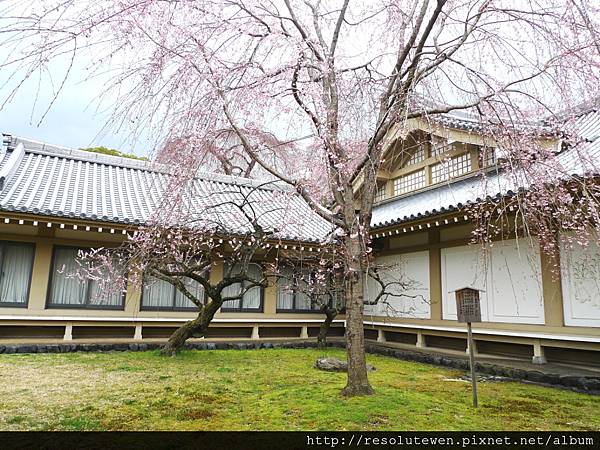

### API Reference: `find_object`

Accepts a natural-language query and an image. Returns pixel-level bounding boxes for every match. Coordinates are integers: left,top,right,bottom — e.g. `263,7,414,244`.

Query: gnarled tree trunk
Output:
161,300,220,356
161,315,206,356
317,306,338,349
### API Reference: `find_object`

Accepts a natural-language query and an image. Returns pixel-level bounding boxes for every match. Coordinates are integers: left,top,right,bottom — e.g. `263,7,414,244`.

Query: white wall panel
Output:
364,251,430,318
560,235,600,327
441,238,544,324
487,240,544,324
441,245,489,321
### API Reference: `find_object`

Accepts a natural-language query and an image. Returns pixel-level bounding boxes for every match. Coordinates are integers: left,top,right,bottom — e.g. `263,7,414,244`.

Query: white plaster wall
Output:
560,235,600,327
487,239,544,324
441,238,544,324
440,244,488,321
364,251,430,319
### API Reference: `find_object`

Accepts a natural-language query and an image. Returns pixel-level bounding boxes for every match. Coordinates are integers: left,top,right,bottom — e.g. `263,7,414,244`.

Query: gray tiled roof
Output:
0,135,334,243
4,100,599,240
371,172,514,229
410,97,555,135
558,107,600,174
372,104,600,230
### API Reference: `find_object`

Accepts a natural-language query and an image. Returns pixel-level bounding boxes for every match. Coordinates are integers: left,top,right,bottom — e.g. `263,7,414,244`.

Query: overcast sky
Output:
0,53,151,158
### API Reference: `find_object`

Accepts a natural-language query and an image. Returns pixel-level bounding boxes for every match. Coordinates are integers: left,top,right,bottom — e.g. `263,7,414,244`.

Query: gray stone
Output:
418,354,430,363
456,360,470,370
579,378,600,391
440,357,454,367
541,373,560,386
461,374,508,383
479,363,493,373
559,375,581,387
17,345,34,354
4,346,16,354
446,359,462,369
525,371,546,383
512,368,528,380
430,355,442,365
315,357,376,372
488,365,505,376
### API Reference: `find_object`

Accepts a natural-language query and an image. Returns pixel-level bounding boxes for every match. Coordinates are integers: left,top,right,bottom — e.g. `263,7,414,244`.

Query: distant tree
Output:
275,255,424,349
80,146,148,161
76,180,277,356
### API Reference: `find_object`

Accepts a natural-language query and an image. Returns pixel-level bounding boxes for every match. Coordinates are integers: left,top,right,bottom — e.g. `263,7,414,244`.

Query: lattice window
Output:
431,153,472,183
374,183,387,202
479,146,496,167
430,135,448,157
405,147,425,167
393,169,426,195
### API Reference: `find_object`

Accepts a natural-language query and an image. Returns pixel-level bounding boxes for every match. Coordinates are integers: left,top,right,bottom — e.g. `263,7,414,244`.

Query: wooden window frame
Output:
46,245,126,311
220,263,265,313
0,240,35,308
276,270,322,314
140,274,205,312
385,137,488,200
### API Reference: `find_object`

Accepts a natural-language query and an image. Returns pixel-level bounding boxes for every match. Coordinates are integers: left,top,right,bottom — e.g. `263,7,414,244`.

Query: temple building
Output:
0,103,599,368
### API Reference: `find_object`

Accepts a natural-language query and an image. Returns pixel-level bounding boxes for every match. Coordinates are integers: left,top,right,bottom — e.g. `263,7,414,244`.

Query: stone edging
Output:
0,340,598,394
365,343,600,394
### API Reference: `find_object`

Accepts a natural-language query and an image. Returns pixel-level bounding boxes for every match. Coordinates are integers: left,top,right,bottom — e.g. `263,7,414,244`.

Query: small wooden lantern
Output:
453,286,484,408
455,287,482,323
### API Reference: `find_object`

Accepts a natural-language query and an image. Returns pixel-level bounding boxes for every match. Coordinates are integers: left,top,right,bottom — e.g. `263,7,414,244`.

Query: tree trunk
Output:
161,315,206,356
341,235,374,396
317,307,337,349
161,301,220,356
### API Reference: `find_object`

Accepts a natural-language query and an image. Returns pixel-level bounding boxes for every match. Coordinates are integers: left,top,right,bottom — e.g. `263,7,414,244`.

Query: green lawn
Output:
0,348,598,431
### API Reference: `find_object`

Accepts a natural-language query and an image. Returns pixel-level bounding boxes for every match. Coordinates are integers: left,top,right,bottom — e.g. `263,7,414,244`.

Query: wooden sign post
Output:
466,321,478,408
455,287,482,408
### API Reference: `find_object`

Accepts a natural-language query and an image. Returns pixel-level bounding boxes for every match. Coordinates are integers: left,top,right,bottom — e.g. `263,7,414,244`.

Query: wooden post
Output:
467,322,478,408
455,286,482,408
63,323,73,341
300,325,309,339
416,330,425,348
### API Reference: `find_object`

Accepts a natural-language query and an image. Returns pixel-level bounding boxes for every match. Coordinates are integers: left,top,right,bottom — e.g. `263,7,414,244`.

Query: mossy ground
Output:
0,348,597,430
